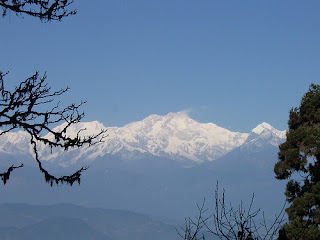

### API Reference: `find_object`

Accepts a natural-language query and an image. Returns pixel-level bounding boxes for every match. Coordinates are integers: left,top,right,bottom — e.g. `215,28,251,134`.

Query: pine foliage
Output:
275,84,320,239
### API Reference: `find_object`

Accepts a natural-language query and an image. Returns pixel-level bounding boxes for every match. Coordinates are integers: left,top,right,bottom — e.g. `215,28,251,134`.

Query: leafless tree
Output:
178,201,208,240
0,0,76,21
0,0,105,186
177,182,286,240
0,71,106,186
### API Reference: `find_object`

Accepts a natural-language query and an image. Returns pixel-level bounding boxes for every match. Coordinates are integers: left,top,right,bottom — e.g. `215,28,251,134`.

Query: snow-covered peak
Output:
166,111,193,120
0,113,287,166
251,122,286,139
0,130,31,155
252,122,274,134
103,112,249,164
51,121,107,138
241,122,287,151
141,112,196,125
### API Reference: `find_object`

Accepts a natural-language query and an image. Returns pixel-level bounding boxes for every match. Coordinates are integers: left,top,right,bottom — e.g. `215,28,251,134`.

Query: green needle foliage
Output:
275,84,320,240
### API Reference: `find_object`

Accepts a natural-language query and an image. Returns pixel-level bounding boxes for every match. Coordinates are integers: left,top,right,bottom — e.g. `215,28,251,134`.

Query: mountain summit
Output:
104,112,249,163
0,112,286,166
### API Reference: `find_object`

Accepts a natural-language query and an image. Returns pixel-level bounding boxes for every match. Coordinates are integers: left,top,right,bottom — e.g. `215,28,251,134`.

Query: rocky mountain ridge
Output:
0,112,286,166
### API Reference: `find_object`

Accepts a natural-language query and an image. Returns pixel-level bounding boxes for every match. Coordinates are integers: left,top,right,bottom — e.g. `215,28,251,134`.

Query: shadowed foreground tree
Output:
178,183,285,240
0,72,106,186
0,0,76,22
274,84,320,240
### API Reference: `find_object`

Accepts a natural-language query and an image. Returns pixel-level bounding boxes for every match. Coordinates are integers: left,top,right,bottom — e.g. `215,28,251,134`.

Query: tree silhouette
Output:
0,72,106,186
0,0,76,22
0,0,107,186
177,183,285,240
274,84,320,239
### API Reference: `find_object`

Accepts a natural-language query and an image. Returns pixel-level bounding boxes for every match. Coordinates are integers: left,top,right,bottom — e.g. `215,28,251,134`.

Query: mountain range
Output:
0,112,288,225
0,112,286,167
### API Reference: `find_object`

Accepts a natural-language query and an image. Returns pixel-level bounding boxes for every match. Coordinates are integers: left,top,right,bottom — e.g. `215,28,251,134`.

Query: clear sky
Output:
1,1,319,132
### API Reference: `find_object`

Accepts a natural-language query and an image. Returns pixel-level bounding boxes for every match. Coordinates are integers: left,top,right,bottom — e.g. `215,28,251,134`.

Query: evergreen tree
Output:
274,84,320,239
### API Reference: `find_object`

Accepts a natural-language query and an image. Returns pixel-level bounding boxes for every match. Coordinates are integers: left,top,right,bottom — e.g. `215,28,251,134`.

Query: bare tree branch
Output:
0,163,23,184
0,0,76,21
177,200,207,240
178,182,286,240
0,71,107,185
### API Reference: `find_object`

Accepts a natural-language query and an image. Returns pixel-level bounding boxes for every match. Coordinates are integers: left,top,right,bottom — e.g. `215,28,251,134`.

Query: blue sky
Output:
1,1,319,132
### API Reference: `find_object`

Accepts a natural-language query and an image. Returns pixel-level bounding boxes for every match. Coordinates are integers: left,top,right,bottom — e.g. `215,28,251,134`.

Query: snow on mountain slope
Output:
242,122,286,151
0,130,31,155
252,122,286,139
103,112,248,163
0,112,286,166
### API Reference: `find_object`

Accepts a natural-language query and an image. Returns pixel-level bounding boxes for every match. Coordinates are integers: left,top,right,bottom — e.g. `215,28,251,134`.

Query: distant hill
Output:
0,203,177,240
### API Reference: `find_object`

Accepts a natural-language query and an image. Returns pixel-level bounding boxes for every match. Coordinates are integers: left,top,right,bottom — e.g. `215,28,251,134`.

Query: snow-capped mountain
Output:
0,130,31,155
0,113,287,220
0,112,286,166
102,112,249,163
241,122,286,151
